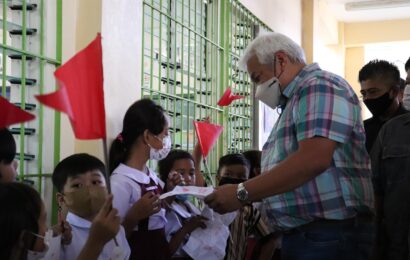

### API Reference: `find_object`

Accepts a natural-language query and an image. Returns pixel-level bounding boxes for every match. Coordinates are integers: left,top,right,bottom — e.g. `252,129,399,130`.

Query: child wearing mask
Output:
158,149,208,259
52,153,130,260
0,128,18,183
109,98,180,260
0,182,121,260
217,154,271,260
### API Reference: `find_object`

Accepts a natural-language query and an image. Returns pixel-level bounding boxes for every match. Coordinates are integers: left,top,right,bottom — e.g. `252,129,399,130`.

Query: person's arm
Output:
245,137,336,201
192,142,205,187
77,195,120,260
205,137,337,213
168,216,207,255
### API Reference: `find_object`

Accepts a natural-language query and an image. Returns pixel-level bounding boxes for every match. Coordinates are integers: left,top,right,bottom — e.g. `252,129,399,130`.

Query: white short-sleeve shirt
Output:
61,212,130,260
110,163,167,230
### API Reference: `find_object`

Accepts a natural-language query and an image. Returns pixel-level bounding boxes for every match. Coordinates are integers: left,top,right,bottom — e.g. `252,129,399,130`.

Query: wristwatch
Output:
236,182,250,204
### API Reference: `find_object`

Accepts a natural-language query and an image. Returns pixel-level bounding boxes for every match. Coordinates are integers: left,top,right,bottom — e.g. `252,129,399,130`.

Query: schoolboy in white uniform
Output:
52,153,130,260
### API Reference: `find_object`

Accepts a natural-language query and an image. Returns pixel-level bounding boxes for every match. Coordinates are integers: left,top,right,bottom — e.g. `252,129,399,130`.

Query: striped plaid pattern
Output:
225,204,270,260
261,63,374,230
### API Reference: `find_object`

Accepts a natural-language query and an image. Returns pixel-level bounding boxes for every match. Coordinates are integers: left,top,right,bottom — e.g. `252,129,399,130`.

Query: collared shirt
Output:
261,63,374,230
61,212,130,260
111,163,167,230
225,203,270,260
364,105,408,153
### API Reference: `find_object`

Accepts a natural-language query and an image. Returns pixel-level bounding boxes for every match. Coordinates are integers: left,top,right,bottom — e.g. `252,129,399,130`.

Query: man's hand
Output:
204,184,242,214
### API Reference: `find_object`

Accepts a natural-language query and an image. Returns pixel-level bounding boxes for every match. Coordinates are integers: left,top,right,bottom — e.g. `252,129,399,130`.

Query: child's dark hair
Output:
0,128,16,164
217,153,250,176
109,99,167,173
52,153,106,192
0,182,42,259
242,150,261,179
158,150,194,183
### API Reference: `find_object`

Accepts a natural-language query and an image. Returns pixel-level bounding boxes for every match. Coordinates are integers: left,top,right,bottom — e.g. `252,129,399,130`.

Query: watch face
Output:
238,188,248,201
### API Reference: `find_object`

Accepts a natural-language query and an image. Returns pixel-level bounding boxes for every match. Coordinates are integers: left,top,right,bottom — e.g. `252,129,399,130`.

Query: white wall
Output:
101,0,142,141
313,0,344,76
59,0,77,160
99,0,303,150
240,0,302,44
240,0,302,148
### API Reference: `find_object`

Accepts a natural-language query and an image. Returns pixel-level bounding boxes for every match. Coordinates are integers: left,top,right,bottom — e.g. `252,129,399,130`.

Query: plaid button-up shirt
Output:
261,63,374,230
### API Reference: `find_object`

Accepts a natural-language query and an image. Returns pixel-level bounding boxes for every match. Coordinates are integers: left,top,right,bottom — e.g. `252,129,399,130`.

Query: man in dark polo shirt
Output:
359,60,408,153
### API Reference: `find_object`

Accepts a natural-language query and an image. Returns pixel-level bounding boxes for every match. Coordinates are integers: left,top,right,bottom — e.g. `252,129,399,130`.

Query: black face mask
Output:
363,92,394,117
218,177,246,186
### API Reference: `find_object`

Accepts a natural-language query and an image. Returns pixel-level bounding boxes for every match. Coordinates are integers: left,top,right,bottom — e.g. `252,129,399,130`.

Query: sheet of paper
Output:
183,206,236,260
159,185,214,200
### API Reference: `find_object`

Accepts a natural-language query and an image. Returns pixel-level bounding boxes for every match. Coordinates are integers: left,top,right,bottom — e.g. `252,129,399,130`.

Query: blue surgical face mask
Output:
175,194,189,202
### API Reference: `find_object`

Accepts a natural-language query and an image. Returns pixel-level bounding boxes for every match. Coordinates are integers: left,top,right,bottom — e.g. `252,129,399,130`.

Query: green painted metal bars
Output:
142,0,271,182
0,0,62,223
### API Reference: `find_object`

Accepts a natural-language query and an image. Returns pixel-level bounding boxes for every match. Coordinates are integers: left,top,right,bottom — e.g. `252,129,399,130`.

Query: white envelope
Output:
159,186,214,200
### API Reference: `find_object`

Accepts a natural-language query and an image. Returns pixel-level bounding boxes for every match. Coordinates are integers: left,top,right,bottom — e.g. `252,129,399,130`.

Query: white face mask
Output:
255,76,281,109
149,135,172,161
27,230,61,260
403,85,410,110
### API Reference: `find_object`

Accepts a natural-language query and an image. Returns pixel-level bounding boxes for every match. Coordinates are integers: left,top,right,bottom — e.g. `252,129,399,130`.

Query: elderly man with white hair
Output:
205,32,375,259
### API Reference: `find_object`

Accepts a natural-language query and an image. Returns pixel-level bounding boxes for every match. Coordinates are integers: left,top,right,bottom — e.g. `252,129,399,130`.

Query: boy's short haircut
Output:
217,153,250,177
52,153,106,192
158,149,194,183
0,128,16,164
358,60,400,89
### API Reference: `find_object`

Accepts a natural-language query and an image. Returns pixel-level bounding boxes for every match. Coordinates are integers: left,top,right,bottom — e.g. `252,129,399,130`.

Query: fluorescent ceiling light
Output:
345,0,410,11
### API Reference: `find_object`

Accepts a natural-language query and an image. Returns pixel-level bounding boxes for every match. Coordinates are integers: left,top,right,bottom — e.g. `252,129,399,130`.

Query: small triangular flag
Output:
193,120,223,158
217,87,244,106
0,96,35,128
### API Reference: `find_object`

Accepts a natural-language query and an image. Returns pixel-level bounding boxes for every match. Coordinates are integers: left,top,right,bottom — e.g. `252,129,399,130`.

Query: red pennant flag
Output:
36,34,106,139
0,95,35,128
193,120,223,158
217,87,245,106
35,84,74,119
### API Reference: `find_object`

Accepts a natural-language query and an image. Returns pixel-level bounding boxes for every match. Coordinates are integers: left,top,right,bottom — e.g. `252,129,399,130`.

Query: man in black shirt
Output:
359,60,408,153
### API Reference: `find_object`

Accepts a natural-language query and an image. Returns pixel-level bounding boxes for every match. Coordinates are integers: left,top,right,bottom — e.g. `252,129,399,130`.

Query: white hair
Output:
238,32,306,71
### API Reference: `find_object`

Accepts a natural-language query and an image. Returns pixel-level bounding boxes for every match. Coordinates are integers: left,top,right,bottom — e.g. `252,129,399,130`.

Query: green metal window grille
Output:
142,0,271,182
1,0,62,223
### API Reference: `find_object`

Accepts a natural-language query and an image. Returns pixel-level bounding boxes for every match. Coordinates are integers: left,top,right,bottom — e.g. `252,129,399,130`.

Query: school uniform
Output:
165,200,202,259
61,212,130,260
111,163,171,260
